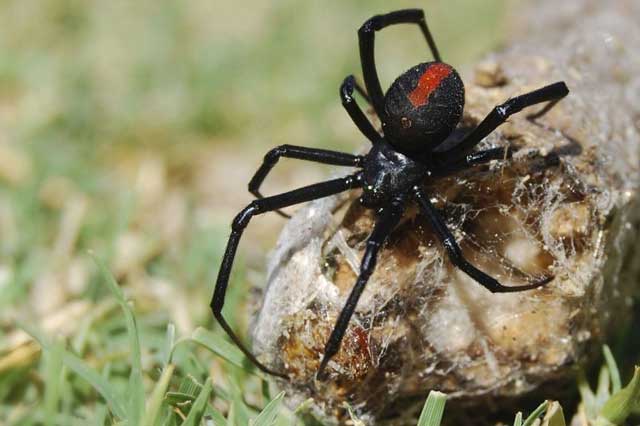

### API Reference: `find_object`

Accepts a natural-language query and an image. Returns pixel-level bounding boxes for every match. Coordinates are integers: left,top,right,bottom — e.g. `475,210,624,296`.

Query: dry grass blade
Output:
541,401,565,426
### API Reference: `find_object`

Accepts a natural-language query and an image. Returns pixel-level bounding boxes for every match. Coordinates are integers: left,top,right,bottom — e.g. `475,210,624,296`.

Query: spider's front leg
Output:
413,187,552,292
340,75,381,144
317,195,406,380
248,145,363,218
212,173,363,378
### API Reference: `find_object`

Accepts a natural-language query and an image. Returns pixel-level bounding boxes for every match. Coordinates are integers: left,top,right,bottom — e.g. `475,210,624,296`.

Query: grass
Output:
16,262,640,424
0,0,638,424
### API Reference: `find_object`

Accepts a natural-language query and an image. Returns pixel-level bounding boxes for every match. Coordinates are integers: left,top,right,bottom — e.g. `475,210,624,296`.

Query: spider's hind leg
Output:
436,81,569,162
414,187,552,293
433,146,512,176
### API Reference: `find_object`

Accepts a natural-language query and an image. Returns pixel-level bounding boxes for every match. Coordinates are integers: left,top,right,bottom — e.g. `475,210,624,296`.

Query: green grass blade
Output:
204,406,227,426
142,364,175,426
44,338,64,426
417,391,447,426
92,253,145,425
596,366,612,405
603,345,621,393
189,327,250,372
261,379,271,406
62,352,128,419
344,402,365,426
20,322,127,419
179,374,201,396
250,391,285,426
513,412,523,426
577,371,598,418
523,400,549,426
181,378,213,426
226,402,236,426
164,323,176,366
93,404,109,426
598,366,640,426
293,398,314,415
228,376,252,426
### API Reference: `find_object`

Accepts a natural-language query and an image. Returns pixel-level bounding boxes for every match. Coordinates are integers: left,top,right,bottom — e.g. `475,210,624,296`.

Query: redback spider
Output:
210,8,569,380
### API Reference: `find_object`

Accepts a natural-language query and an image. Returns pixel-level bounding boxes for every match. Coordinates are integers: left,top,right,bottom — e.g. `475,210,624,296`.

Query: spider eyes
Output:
400,117,412,129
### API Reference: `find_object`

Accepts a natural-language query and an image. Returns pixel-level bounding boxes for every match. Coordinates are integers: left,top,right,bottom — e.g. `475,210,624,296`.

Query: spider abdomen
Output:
383,62,465,155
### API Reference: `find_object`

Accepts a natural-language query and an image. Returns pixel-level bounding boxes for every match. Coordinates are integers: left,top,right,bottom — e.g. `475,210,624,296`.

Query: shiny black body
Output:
211,8,569,380
384,62,465,154
360,142,425,207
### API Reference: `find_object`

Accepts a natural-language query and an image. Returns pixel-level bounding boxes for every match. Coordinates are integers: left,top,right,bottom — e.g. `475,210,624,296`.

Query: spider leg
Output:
317,196,406,380
433,147,512,176
248,145,364,218
435,146,561,177
353,77,371,106
213,173,363,379
460,147,511,166
413,186,552,293
359,9,442,119
435,82,569,160
341,75,382,144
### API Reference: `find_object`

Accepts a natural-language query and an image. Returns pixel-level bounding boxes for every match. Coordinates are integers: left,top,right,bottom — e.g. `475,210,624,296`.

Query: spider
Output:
210,8,569,381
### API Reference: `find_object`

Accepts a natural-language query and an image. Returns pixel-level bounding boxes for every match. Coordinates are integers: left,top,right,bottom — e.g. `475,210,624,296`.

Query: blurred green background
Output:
0,0,508,423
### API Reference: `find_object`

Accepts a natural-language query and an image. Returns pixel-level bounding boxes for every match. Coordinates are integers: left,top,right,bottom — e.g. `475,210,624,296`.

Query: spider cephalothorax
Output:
211,8,569,381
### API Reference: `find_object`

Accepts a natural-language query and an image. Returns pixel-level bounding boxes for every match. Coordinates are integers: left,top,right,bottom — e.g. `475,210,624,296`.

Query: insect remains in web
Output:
209,8,570,381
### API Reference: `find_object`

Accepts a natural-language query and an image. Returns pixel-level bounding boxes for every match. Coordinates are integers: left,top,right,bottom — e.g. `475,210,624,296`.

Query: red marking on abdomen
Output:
407,63,452,108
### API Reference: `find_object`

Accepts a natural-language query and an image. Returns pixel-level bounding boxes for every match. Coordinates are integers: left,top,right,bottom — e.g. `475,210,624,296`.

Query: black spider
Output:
210,8,569,381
